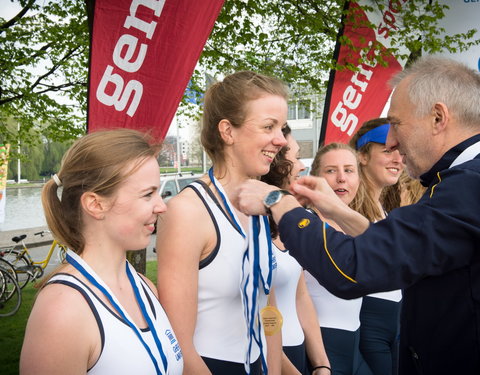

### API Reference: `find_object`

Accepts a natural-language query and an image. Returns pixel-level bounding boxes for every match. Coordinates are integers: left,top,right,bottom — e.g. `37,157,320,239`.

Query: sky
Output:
2,1,21,19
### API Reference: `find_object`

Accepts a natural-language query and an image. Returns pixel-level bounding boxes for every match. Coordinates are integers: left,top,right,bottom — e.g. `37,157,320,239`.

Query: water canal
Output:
0,187,45,232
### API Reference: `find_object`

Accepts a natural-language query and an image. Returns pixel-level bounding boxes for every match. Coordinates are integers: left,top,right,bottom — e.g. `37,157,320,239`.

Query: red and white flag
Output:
320,1,410,145
86,0,224,141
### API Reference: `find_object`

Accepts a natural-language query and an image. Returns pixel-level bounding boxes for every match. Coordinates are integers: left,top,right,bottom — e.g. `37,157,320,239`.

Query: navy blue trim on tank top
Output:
66,253,168,374
187,182,222,269
192,180,244,237
47,276,106,372
141,283,157,321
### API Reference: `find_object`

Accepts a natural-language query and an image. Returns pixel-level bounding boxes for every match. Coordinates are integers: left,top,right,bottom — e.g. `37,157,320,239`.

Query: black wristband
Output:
312,365,331,373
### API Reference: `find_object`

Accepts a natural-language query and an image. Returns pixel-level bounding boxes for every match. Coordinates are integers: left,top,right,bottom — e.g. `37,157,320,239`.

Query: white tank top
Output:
189,181,261,363
305,271,362,331
367,218,402,302
273,244,304,346
48,273,183,374
367,290,402,302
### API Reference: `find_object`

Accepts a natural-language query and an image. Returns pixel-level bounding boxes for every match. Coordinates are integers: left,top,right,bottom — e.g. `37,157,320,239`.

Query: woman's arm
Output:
156,191,213,375
265,288,283,375
295,273,330,373
20,284,98,374
281,352,302,375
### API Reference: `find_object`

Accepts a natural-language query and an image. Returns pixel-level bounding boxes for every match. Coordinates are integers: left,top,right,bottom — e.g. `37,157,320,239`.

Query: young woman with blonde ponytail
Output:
21,129,183,375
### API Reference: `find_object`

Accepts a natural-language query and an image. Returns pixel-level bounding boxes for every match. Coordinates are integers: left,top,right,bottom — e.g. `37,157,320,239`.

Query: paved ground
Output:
0,226,158,276
0,226,53,249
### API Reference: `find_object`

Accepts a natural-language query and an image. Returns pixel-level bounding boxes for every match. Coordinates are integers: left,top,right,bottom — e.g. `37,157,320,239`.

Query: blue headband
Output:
356,123,390,149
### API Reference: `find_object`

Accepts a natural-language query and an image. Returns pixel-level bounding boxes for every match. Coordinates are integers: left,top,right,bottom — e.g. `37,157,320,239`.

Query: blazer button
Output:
409,346,419,359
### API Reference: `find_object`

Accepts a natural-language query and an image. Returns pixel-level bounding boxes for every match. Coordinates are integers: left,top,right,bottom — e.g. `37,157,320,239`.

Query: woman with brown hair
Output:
398,171,426,207
261,125,331,375
156,71,288,374
306,142,373,375
20,129,183,375
349,118,404,375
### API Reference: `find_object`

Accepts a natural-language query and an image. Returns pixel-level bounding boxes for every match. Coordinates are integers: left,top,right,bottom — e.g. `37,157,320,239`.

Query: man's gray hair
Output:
390,56,480,128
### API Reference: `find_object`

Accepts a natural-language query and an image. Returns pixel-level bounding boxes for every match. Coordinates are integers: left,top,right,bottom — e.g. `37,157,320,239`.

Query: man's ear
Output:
80,192,107,220
432,102,448,135
218,119,234,145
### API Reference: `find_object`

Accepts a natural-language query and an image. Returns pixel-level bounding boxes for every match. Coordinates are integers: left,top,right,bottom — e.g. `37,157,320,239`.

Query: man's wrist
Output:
263,189,292,214
269,194,300,224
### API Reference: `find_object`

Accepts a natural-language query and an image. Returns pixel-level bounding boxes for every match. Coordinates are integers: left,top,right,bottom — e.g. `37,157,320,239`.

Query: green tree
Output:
41,140,72,176
1,0,478,148
0,0,88,149
199,0,479,94
8,141,44,181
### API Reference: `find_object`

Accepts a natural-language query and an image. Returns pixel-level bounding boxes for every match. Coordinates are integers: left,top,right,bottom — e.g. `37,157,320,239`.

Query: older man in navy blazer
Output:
237,56,480,375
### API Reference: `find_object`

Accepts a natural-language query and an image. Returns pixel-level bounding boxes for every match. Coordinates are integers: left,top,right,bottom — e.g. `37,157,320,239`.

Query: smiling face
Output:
317,149,360,205
359,143,404,190
284,134,305,187
229,94,288,177
103,156,166,251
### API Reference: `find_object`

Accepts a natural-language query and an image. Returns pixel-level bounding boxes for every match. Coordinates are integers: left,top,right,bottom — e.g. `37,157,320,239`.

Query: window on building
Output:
288,99,311,120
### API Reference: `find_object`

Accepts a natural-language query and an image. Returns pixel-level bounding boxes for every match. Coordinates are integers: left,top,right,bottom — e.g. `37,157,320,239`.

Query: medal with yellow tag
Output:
260,305,283,336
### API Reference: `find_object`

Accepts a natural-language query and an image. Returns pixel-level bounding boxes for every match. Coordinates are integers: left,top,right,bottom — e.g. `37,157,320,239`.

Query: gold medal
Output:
260,305,283,336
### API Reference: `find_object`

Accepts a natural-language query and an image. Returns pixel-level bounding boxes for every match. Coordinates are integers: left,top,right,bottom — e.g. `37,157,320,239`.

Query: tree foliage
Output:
1,0,478,148
0,0,88,148
6,128,72,181
199,0,479,95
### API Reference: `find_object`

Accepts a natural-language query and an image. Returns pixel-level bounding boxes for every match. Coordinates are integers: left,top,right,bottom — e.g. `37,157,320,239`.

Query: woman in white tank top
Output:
156,71,290,374
261,125,331,375
20,129,183,374
307,143,373,375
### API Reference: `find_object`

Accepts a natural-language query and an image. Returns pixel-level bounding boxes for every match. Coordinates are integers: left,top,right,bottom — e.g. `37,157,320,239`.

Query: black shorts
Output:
284,342,308,374
202,356,262,374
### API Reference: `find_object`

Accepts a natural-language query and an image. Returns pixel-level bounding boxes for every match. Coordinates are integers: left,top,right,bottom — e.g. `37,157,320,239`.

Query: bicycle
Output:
0,260,22,317
0,230,67,288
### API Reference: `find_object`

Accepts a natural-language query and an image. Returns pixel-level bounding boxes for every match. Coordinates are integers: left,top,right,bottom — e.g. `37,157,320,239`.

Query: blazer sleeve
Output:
278,164,480,299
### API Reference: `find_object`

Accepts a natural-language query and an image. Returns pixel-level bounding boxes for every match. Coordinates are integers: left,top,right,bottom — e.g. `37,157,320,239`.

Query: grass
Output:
0,261,158,375
159,166,203,174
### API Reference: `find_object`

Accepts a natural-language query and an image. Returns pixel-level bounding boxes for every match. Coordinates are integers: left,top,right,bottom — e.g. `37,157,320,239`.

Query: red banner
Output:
320,1,409,145
87,0,224,141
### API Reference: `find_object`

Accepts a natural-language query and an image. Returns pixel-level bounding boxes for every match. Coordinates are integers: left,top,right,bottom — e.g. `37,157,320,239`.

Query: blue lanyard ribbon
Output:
208,167,273,374
66,251,168,375
208,168,245,237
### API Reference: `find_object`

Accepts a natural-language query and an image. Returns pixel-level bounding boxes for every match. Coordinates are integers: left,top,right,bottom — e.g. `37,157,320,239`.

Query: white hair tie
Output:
53,174,62,187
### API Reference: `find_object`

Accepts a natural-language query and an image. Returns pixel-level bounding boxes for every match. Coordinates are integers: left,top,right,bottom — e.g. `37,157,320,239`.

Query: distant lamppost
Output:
17,121,21,183
175,117,181,174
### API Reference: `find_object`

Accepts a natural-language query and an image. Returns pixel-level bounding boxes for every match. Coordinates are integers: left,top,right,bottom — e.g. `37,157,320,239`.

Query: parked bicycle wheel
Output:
0,258,18,282
0,268,22,317
0,269,5,297
1,249,32,288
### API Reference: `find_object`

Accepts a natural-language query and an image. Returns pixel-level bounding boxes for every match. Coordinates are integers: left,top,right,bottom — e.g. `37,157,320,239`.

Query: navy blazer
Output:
279,134,480,375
